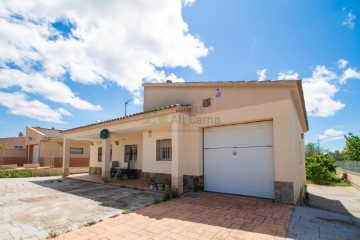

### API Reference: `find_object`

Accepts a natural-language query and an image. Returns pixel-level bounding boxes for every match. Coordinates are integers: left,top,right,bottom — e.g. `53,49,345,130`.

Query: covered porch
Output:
61,105,193,192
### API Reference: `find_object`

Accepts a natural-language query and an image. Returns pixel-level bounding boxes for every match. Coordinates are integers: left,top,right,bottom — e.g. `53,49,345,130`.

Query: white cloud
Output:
337,59,348,69
182,0,196,7
256,68,267,81
56,108,72,116
343,11,356,29
0,69,101,110
0,0,208,120
277,70,300,80
303,66,345,117
0,92,65,123
318,128,344,141
340,68,360,84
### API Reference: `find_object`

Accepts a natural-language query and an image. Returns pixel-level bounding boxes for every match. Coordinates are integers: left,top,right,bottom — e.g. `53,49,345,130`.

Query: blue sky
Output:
0,0,359,151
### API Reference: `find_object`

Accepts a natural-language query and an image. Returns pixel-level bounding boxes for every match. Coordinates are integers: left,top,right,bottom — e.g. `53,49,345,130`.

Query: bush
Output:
0,169,60,178
162,186,179,201
306,154,338,184
0,169,37,178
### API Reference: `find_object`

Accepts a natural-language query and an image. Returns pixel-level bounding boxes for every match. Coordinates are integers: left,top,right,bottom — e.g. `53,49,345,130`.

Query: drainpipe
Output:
39,140,43,166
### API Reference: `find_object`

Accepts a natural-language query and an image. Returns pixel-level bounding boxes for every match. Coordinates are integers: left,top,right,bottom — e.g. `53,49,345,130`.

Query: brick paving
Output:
58,192,292,240
287,206,360,240
0,177,161,240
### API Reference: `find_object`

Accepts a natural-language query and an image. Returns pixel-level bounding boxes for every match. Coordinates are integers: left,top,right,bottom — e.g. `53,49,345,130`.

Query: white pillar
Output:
171,114,184,193
62,138,70,177
101,137,111,181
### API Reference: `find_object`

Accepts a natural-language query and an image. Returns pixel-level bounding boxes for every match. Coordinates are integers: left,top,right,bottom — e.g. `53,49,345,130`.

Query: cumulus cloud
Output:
318,128,344,141
343,11,356,29
303,66,345,117
340,68,360,84
0,69,101,110
256,69,267,81
182,0,196,7
0,0,208,122
277,70,300,80
337,59,348,69
0,92,65,123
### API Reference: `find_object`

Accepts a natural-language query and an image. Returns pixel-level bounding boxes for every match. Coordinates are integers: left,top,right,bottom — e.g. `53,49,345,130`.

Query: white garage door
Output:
204,121,275,199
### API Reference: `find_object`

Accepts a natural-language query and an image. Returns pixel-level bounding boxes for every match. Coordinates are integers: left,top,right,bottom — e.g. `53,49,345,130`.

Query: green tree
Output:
0,143,6,166
343,132,360,161
327,150,344,162
306,154,338,184
305,142,324,157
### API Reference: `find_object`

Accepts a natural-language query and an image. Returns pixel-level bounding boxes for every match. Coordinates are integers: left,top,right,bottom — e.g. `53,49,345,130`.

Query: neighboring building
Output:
0,132,26,166
62,80,308,204
25,127,90,167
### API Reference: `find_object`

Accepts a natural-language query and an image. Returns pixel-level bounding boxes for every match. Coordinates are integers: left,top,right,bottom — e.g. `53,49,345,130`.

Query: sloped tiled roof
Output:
33,127,63,139
62,104,191,133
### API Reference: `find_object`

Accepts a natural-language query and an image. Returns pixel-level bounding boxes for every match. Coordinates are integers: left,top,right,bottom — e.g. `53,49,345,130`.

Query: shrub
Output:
0,170,37,178
162,186,179,201
306,154,338,184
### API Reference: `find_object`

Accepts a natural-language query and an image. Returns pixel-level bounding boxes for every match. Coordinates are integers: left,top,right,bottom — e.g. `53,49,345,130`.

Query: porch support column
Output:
62,138,70,177
171,113,184,193
101,137,111,181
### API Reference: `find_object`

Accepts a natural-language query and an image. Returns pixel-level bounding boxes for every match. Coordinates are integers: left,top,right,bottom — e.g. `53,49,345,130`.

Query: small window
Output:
203,98,211,107
14,146,19,149
70,147,83,154
18,146,23,149
156,139,172,161
98,147,102,162
125,145,137,162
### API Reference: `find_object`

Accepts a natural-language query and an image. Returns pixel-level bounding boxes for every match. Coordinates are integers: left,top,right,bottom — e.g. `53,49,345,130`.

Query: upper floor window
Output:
70,147,83,154
203,98,211,107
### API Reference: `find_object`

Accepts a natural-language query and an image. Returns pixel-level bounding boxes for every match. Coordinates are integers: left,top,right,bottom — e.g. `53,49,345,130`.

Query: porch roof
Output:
62,104,191,134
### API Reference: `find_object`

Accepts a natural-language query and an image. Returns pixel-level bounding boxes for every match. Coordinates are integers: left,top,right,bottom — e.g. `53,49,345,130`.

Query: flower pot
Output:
157,183,165,191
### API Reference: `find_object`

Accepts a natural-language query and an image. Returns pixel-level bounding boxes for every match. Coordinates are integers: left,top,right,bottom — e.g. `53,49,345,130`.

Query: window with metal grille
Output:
124,145,137,162
70,147,83,154
202,98,211,107
156,139,172,161
98,147,102,162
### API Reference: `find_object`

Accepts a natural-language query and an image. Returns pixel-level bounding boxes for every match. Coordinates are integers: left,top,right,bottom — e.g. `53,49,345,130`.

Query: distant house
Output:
0,132,26,166
25,127,90,168
62,80,308,204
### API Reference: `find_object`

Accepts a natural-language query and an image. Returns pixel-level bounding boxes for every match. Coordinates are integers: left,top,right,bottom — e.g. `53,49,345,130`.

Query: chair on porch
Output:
119,161,131,180
110,161,120,178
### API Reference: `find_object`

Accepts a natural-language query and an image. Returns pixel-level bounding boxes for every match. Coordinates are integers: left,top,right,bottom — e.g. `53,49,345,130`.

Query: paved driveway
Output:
58,192,293,240
57,192,360,240
307,184,360,218
0,177,161,240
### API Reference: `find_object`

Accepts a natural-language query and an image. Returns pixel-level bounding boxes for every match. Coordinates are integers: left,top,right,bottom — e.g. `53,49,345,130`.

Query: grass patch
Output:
122,209,131,214
83,220,97,227
307,178,351,186
47,230,58,239
0,169,60,178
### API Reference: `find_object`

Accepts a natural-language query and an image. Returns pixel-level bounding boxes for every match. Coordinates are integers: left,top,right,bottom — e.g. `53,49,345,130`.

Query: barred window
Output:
125,145,137,162
70,147,83,154
156,139,172,161
98,147,102,162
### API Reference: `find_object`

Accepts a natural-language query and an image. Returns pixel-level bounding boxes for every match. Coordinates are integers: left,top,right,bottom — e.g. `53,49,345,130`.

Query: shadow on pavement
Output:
307,192,354,217
29,178,161,210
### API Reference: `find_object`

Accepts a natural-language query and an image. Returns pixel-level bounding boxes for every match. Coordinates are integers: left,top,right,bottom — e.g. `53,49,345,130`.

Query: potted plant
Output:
156,175,165,191
164,176,171,191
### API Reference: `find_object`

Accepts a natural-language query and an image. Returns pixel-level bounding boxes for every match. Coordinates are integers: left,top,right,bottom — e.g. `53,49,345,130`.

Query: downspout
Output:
39,140,43,166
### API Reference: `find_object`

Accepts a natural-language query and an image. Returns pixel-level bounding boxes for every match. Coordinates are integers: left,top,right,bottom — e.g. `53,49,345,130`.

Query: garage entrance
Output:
204,121,275,199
